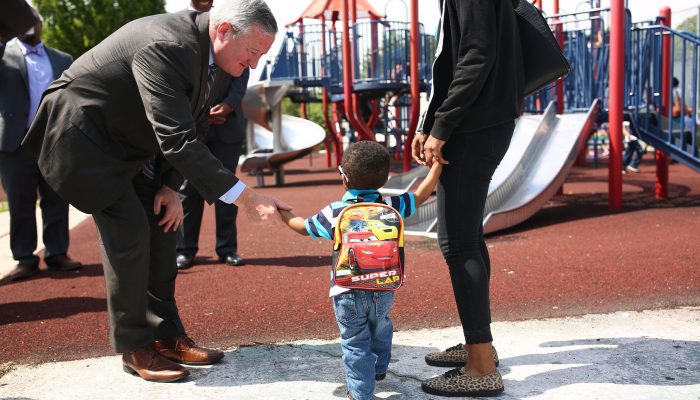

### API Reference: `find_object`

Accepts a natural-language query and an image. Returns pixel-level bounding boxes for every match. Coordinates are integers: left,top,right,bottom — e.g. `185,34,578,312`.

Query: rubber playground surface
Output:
1,154,699,365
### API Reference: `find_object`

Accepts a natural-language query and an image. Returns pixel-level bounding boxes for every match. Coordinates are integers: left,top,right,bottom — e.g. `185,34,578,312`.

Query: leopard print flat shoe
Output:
424,344,499,367
421,367,504,397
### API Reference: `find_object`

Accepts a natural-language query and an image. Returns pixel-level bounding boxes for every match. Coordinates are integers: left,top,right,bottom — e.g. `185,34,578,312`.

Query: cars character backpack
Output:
331,202,404,291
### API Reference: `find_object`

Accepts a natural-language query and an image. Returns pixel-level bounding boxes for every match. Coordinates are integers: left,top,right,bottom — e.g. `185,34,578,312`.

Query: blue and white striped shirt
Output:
304,189,416,240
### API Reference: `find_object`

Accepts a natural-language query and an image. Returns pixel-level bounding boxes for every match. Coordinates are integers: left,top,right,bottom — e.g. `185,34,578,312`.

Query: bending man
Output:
22,0,286,383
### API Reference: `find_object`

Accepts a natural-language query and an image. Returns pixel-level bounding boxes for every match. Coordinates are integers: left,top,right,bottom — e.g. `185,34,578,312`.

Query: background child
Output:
279,141,441,400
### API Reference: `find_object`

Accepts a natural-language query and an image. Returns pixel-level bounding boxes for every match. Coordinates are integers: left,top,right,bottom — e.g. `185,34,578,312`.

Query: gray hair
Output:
209,0,277,37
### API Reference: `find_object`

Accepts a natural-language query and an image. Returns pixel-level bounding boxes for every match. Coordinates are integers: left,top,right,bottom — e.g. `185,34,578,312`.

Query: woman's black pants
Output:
437,120,515,344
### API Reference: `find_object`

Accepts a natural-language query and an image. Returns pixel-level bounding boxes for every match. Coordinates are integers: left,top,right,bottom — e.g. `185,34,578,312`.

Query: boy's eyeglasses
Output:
338,166,349,183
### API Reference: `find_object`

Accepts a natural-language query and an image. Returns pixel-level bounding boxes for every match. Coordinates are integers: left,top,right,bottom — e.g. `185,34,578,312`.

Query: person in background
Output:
21,0,286,383
622,121,644,173
279,141,442,400
412,0,524,397
177,0,248,269
0,7,81,281
672,77,696,134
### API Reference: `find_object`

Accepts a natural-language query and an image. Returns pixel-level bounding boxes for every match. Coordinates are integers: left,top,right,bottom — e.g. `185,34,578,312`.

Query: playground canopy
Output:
286,0,385,26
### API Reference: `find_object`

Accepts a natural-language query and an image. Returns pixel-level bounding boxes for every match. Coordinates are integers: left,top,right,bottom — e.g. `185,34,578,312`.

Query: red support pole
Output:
341,0,375,141
404,0,420,171
657,7,671,200
608,0,625,211
319,16,334,168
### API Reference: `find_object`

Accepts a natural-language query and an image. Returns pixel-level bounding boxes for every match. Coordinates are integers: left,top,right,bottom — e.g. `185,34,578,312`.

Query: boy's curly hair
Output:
341,141,390,190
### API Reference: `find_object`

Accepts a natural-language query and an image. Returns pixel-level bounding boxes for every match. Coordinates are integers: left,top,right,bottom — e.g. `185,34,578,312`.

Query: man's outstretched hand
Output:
234,187,292,224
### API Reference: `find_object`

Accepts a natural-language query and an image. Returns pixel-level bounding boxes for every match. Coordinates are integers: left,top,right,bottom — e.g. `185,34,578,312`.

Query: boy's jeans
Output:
333,289,395,400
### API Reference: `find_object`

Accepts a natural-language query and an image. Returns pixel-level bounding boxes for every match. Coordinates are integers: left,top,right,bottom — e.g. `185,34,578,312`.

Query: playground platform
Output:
1,153,699,399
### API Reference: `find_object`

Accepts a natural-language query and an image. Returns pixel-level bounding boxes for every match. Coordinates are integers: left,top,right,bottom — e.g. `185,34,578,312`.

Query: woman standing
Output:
412,0,524,397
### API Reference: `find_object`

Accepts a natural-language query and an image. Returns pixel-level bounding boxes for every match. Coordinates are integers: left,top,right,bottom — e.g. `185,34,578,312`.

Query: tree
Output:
34,0,165,58
676,15,697,34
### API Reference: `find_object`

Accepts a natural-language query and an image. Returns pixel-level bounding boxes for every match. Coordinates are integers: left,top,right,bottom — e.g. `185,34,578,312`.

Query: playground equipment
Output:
384,0,699,236
239,80,326,186
258,0,435,173
382,101,598,237
242,0,699,233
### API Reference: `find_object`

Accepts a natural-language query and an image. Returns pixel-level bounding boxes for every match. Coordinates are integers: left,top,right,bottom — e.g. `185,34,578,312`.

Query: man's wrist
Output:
219,181,247,204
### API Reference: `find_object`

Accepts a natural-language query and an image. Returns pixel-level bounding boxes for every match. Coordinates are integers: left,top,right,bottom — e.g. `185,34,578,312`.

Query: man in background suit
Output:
177,63,250,269
22,0,285,383
0,8,82,281
177,0,248,269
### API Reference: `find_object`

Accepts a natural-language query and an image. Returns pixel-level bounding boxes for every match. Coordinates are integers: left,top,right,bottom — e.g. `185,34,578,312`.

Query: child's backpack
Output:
331,202,404,291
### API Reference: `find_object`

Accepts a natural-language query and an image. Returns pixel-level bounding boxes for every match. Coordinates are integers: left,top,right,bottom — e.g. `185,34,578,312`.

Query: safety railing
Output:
523,7,617,114
627,22,700,170
269,23,337,86
269,20,436,96
350,20,433,91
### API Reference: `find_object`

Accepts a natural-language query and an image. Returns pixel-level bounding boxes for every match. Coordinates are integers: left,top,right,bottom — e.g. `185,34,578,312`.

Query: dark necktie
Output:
204,64,217,105
142,158,156,180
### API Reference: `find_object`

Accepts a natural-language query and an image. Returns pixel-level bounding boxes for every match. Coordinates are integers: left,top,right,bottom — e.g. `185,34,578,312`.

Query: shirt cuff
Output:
219,181,247,204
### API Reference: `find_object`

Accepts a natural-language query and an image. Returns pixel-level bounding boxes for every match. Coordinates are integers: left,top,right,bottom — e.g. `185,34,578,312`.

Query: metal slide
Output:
384,101,598,237
240,80,325,186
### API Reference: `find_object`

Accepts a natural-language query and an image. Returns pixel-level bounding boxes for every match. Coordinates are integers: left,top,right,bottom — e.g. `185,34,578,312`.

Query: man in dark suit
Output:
22,0,285,383
177,0,247,268
0,8,82,281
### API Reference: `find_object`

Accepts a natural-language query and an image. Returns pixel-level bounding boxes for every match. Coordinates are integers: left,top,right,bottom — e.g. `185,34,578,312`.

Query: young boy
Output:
280,141,442,400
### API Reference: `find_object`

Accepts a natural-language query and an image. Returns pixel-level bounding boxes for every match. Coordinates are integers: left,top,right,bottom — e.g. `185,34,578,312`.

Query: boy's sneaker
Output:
425,344,499,367
375,372,386,381
626,165,640,173
421,367,504,397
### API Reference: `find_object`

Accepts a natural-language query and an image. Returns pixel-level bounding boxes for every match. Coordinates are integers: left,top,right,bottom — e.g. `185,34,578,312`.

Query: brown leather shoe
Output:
122,345,189,382
8,262,40,281
45,254,82,271
154,334,224,365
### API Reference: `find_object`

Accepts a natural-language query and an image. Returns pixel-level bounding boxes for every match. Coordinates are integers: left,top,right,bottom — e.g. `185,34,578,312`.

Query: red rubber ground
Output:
1,154,698,364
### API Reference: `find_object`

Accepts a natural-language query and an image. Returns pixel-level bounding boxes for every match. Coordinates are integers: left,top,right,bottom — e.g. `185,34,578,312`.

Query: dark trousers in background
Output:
623,139,644,169
177,139,242,259
437,120,515,344
92,174,184,352
0,149,69,264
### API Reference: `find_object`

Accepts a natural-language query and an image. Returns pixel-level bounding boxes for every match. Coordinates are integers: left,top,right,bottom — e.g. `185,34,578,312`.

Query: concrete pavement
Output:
1,308,699,399
0,207,699,399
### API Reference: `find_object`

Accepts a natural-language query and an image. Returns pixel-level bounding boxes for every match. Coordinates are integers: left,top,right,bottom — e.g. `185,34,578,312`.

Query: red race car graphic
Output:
343,231,399,274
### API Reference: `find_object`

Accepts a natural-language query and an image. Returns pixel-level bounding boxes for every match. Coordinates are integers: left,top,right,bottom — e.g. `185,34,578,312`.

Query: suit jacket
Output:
208,68,249,145
21,11,234,213
0,40,72,152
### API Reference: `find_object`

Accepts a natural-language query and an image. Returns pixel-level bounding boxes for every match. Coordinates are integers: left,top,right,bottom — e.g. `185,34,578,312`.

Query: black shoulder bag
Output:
513,0,571,96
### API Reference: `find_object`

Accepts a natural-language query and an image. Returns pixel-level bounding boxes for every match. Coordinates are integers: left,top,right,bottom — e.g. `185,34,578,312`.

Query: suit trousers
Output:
92,174,185,353
177,138,243,258
437,120,515,345
0,148,69,263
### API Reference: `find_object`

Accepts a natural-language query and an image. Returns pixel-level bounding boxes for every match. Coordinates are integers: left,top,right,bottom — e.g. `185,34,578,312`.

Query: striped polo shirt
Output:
304,188,416,240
